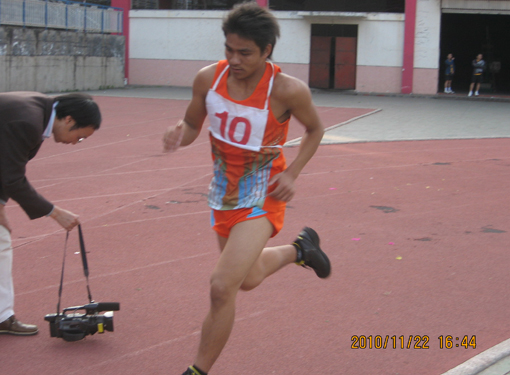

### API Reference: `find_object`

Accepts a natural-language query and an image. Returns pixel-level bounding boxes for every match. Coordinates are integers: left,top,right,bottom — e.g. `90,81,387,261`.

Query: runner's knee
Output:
209,277,236,308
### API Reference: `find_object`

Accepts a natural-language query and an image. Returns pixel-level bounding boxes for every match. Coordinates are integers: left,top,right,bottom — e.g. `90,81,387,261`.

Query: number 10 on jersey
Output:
215,111,252,145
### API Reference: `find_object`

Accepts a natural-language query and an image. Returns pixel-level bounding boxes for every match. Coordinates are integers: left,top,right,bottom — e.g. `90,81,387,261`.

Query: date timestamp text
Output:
351,335,476,349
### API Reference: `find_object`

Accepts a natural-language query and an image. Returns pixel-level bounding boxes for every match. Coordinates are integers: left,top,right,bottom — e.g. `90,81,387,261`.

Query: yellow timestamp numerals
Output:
438,335,476,349
351,335,476,349
351,335,430,349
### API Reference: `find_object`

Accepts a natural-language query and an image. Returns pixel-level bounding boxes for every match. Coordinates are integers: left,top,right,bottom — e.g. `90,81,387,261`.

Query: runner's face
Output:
225,33,271,80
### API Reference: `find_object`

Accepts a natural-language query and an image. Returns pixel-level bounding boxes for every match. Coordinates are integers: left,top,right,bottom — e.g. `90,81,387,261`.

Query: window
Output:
270,0,404,13
142,0,405,12
157,0,244,10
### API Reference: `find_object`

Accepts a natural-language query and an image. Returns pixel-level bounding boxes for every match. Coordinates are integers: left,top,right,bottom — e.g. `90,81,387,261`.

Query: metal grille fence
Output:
0,0,123,33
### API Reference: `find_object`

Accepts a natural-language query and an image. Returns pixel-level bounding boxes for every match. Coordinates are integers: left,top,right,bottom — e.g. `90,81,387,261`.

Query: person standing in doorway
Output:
162,3,331,374
468,54,485,96
444,53,455,94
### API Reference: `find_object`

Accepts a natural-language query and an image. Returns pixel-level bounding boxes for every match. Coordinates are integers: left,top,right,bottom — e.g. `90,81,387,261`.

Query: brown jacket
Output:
0,92,55,219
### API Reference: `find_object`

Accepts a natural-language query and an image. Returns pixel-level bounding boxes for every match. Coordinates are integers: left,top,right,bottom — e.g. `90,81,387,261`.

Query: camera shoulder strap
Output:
55,224,94,314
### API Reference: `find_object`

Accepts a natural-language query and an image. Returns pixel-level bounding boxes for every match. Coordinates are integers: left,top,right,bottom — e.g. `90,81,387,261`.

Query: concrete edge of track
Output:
441,338,510,375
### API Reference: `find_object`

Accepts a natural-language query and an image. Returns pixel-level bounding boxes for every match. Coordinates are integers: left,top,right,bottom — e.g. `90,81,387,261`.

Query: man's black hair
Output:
54,93,102,130
222,1,280,59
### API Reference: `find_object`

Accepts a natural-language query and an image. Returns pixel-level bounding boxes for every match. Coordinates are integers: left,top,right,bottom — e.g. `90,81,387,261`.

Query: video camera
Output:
45,225,120,342
45,302,120,342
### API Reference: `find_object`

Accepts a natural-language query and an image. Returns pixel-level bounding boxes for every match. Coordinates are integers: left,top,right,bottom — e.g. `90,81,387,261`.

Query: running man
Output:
162,3,331,374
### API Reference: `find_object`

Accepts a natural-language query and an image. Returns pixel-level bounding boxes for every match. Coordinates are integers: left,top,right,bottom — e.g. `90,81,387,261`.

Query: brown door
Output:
334,37,357,89
309,36,332,89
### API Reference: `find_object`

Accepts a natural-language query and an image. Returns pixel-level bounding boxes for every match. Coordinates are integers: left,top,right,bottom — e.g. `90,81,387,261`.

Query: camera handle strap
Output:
77,224,93,304
55,224,94,314
56,231,69,314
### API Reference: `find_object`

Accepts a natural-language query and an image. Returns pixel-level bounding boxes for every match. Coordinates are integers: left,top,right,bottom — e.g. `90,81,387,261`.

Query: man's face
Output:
224,33,271,80
447,54,452,59
53,115,95,144
477,54,483,61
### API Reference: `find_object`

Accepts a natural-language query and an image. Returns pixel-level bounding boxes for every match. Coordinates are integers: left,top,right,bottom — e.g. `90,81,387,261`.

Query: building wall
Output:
129,8,441,94
413,0,441,94
129,10,311,86
0,26,125,93
354,13,405,93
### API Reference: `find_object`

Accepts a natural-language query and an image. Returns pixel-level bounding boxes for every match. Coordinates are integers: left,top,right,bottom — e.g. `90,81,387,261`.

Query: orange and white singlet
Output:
206,60,290,212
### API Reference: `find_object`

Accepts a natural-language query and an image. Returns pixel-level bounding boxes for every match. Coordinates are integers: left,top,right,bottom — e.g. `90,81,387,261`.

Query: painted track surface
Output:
2,95,509,375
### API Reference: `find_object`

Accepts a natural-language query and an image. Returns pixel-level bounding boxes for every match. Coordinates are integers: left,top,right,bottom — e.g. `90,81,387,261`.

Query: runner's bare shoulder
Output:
272,72,312,108
193,63,218,94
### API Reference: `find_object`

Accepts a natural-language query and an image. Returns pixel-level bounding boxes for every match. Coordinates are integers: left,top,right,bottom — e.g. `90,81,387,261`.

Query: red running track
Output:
2,96,509,375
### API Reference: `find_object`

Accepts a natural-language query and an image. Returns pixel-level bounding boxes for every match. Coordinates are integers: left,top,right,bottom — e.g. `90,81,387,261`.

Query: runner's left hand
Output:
268,172,296,202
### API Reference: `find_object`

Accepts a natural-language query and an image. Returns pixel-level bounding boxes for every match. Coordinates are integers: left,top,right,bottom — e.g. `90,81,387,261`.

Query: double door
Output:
309,36,357,90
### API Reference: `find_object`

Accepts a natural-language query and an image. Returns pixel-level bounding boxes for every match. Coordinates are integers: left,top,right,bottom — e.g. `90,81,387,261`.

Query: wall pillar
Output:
401,0,417,94
112,0,130,83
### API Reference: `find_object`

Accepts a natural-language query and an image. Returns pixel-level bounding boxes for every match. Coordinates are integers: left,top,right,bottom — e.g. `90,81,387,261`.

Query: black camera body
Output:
44,302,120,342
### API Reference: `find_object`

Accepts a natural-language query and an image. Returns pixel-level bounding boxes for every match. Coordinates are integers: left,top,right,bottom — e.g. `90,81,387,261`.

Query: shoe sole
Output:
0,329,39,336
302,227,331,279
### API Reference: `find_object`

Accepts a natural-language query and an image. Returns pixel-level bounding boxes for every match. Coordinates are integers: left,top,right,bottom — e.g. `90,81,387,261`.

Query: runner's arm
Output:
163,66,214,152
269,77,324,201
282,77,324,180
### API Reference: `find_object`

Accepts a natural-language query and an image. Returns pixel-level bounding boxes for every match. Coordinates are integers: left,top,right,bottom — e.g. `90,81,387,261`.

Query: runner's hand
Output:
163,121,184,153
268,171,296,202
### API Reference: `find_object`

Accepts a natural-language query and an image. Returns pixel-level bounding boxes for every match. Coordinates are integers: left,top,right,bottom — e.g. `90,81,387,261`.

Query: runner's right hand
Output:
163,121,184,153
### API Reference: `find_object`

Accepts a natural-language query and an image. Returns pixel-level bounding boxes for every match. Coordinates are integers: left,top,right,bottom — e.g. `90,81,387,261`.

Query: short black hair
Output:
54,93,102,130
222,1,280,59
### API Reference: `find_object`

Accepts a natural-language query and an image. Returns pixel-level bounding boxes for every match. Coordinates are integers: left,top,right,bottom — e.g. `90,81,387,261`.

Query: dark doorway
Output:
439,13,510,94
309,24,358,90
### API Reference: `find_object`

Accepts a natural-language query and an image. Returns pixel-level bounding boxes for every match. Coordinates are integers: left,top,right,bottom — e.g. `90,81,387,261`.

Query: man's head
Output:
447,53,453,60
55,93,101,130
477,54,483,61
222,2,280,60
52,93,101,144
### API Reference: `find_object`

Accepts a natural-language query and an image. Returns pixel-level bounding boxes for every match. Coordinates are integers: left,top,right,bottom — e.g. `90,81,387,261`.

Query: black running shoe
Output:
182,366,204,375
293,227,331,278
